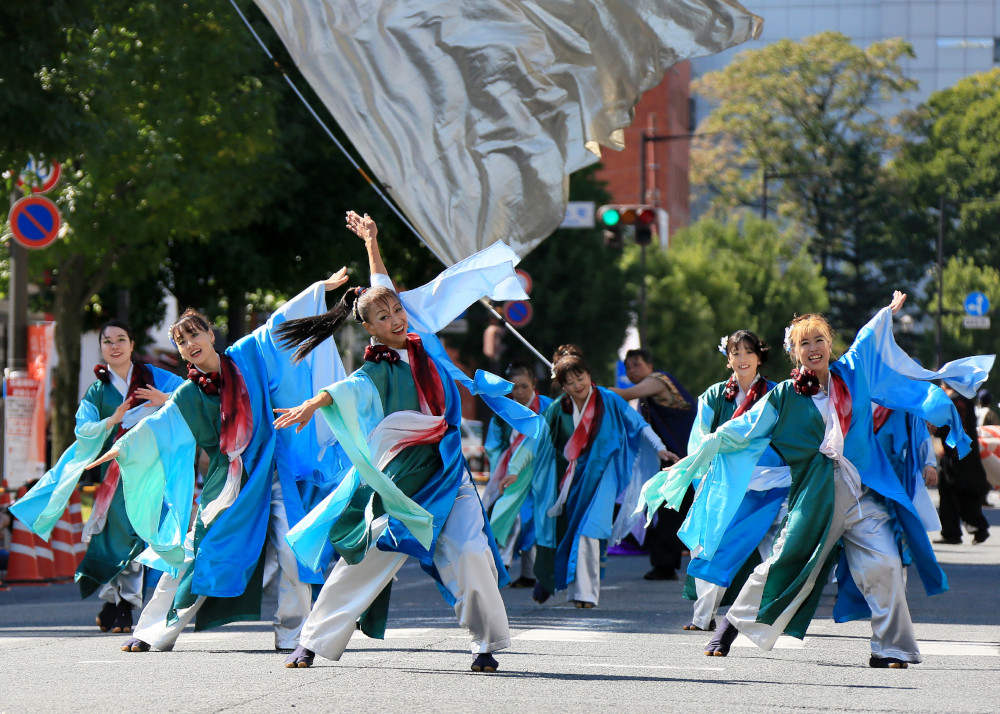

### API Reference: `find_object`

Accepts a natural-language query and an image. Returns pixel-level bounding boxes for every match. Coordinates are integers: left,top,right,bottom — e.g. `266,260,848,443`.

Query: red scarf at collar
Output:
791,367,852,435
490,392,541,488
364,335,446,417
189,353,254,477
90,362,154,529
560,388,601,489
727,375,769,420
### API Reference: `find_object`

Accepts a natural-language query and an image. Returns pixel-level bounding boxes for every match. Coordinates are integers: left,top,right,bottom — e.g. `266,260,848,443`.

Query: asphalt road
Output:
2,502,998,713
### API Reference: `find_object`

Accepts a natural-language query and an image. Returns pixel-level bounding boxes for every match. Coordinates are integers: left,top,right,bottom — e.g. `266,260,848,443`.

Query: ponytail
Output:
276,287,363,363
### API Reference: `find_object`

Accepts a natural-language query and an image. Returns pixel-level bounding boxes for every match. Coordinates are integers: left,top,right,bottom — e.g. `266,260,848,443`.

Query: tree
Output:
690,31,923,329
2,1,285,452
632,216,829,395
893,68,1000,268
920,256,1000,397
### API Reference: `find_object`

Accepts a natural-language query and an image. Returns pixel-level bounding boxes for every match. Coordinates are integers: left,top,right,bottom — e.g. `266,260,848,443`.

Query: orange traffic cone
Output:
67,487,87,567
50,505,78,579
6,488,45,584
33,532,55,580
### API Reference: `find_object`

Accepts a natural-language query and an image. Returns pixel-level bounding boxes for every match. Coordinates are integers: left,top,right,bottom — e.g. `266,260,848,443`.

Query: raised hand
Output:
273,392,332,433
889,290,907,315
345,211,378,242
134,386,168,407
324,266,350,291
108,401,130,428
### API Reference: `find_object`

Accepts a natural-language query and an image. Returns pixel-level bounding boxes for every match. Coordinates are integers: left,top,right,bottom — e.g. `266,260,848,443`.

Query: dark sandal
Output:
869,655,908,669
684,620,716,631
471,653,499,672
121,637,150,653
111,601,134,634
572,600,595,609
284,645,315,669
703,619,739,657
96,602,116,632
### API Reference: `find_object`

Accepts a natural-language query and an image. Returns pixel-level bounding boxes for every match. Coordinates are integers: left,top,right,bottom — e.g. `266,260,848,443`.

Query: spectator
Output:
975,388,999,426
610,348,695,580
936,385,991,545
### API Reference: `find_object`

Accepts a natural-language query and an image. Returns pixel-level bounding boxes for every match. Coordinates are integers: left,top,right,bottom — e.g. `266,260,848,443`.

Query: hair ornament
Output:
783,326,794,354
718,335,730,356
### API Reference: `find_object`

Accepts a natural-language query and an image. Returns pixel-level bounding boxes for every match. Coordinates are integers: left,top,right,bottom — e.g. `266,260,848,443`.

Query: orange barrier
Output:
6,487,46,585
67,487,87,568
50,503,79,579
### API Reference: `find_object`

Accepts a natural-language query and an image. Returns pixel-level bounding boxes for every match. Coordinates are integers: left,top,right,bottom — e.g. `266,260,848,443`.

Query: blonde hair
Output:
786,313,834,366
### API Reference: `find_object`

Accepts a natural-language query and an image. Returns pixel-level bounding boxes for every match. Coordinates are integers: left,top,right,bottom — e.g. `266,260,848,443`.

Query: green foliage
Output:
633,216,829,395
918,256,1000,396
691,31,922,329
893,68,1000,267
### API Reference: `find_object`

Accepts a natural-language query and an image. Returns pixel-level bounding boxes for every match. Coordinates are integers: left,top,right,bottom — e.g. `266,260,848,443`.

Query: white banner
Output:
253,0,762,263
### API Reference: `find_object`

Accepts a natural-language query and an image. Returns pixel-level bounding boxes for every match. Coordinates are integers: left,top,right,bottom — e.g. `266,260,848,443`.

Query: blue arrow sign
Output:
964,291,990,316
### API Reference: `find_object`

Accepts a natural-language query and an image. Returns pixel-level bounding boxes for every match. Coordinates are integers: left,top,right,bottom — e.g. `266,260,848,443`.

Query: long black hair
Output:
276,284,400,363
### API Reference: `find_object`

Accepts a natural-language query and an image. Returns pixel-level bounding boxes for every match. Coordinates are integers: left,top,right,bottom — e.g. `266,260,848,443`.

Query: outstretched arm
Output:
346,211,387,277
273,391,334,433
610,375,666,401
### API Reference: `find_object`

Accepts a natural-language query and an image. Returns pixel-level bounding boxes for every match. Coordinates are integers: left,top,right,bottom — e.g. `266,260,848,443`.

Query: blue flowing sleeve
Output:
640,395,778,559
848,306,994,457
688,390,717,455
10,397,113,539
114,401,198,573
530,419,557,550
483,418,504,472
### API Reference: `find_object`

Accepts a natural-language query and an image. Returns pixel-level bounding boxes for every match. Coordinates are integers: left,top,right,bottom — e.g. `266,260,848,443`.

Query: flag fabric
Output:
252,0,762,263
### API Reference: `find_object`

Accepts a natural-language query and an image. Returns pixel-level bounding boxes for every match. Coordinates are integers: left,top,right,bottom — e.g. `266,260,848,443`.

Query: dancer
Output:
482,362,553,588
88,270,351,653
532,346,674,609
641,292,992,668
11,320,183,633
275,211,539,672
681,331,790,632
935,384,991,544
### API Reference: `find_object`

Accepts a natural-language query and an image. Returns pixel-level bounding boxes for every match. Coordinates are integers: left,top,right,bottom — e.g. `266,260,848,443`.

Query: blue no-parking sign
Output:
9,196,61,249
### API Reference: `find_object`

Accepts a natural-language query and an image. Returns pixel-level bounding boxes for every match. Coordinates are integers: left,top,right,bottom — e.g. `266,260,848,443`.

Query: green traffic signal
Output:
598,207,621,226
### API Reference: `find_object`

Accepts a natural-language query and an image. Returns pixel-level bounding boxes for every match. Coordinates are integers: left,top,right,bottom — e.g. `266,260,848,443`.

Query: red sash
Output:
490,392,540,487
872,405,893,434
560,389,599,489
830,371,853,436
730,377,768,420
405,333,446,416
91,364,153,526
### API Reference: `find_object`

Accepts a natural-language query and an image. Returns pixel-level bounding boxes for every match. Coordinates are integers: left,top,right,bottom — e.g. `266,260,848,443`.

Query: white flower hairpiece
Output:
718,335,729,356
783,326,794,354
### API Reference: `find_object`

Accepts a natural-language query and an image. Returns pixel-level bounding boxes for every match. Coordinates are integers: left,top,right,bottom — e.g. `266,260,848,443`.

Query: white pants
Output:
300,473,510,660
133,473,312,651
97,560,144,609
727,473,920,662
567,536,601,605
498,514,536,581
690,501,787,630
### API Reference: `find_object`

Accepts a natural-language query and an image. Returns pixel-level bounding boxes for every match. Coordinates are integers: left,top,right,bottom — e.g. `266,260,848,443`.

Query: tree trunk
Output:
227,293,247,345
50,256,90,456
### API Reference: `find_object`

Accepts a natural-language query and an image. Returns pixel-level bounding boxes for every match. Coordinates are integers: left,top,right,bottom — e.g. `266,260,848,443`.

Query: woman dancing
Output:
11,320,182,633
88,270,350,654
641,292,992,668
681,330,790,633
482,362,553,588
275,212,539,673
532,346,673,608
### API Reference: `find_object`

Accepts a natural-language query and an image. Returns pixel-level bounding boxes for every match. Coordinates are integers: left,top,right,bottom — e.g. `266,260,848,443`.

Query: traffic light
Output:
596,205,623,249
596,205,657,248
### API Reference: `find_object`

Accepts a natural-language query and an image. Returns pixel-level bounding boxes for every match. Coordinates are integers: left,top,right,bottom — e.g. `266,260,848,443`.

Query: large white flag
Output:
253,0,761,264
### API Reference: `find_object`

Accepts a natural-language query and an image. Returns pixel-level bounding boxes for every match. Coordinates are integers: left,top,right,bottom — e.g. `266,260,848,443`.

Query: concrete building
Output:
691,0,1000,120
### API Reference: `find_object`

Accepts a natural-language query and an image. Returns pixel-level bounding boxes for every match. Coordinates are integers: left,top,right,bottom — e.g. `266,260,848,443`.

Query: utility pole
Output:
935,195,945,369
7,188,27,374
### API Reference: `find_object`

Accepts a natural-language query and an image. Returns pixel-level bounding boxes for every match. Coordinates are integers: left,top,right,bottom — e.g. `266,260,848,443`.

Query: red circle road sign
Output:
16,159,62,194
503,300,533,328
9,196,61,249
515,269,532,295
